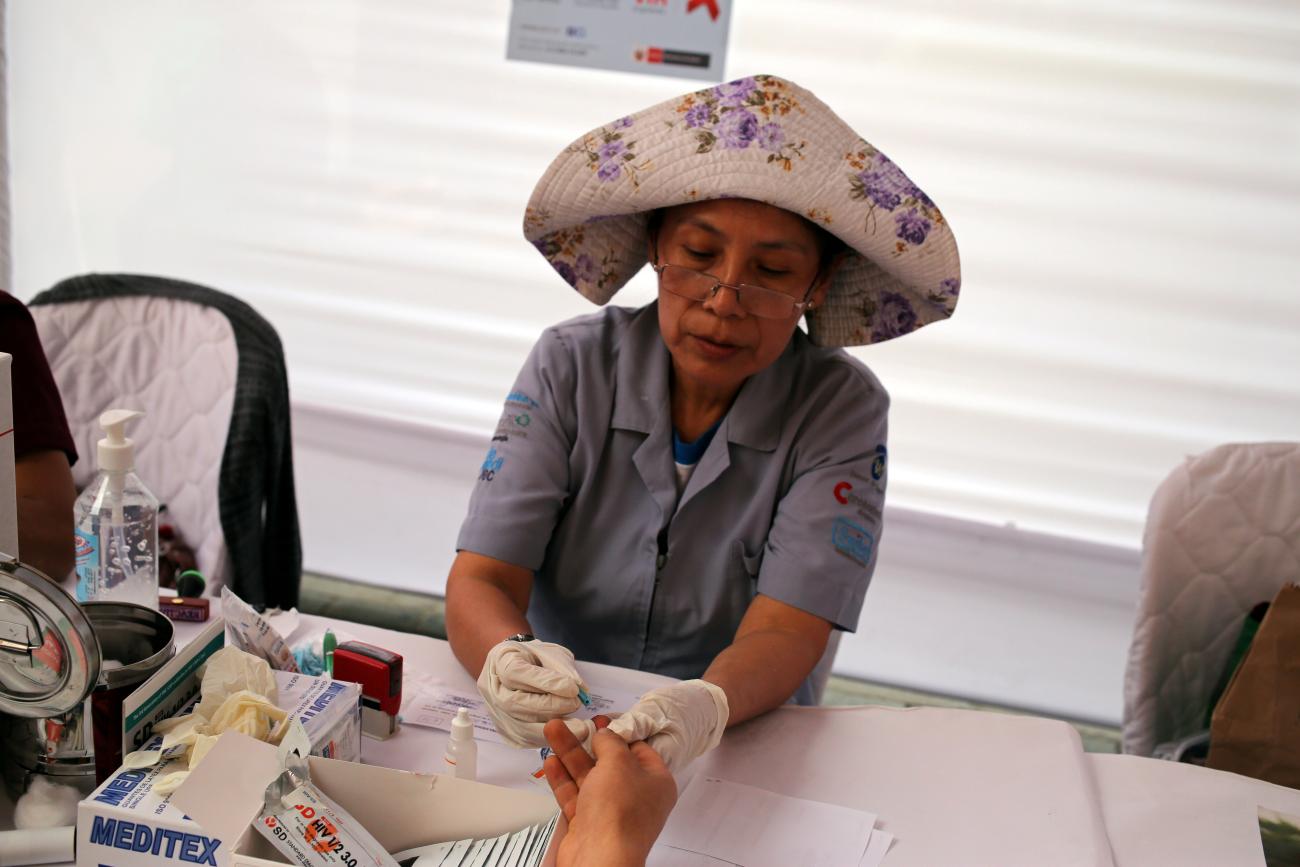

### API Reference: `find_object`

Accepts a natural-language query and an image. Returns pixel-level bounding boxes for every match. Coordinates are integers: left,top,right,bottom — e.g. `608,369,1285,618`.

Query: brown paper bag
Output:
1206,582,1300,788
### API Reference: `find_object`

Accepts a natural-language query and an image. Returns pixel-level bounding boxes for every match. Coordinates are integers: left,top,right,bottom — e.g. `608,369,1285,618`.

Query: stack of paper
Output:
652,777,895,866
392,814,559,867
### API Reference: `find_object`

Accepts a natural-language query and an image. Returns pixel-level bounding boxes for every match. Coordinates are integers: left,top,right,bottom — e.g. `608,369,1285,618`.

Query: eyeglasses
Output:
651,262,817,320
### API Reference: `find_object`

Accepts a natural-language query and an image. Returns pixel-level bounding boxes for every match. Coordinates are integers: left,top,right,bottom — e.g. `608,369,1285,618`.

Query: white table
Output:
5,607,1296,866
257,612,1298,866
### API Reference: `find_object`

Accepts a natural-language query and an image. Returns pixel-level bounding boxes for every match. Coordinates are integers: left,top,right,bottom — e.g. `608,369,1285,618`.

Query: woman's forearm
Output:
703,629,825,726
445,551,535,678
702,594,831,726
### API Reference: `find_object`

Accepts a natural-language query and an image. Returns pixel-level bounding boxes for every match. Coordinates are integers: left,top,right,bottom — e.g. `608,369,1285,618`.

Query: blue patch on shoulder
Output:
831,517,874,567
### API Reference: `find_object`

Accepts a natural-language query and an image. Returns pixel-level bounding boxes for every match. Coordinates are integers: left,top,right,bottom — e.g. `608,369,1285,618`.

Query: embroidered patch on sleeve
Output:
831,517,875,567
479,447,505,482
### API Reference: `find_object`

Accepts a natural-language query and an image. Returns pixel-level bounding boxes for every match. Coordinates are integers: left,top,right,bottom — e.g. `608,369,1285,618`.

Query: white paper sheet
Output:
646,845,739,865
401,673,643,744
390,819,555,867
498,828,529,867
391,840,455,867
467,834,506,867
858,830,895,867
524,815,559,865
660,777,879,867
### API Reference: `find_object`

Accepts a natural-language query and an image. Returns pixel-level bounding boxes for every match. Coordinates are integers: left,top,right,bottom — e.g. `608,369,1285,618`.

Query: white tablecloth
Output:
259,611,1296,866
4,606,1295,866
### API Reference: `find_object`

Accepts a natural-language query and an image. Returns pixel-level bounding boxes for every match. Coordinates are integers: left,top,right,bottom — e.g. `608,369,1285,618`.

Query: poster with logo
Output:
507,0,732,82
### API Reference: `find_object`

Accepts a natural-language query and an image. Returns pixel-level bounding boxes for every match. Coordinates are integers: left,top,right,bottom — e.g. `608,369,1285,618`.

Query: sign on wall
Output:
507,0,732,82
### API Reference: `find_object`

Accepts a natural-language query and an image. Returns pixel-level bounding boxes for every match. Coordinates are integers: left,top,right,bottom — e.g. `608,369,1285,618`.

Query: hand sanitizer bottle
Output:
73,410,159,609
443,707,477,781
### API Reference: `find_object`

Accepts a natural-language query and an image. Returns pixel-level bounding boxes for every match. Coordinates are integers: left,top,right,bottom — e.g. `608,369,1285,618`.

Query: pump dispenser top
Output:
97,409,143,473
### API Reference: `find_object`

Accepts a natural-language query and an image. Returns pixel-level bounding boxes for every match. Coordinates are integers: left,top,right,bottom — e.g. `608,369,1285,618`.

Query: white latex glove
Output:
478,639,589,747
606,679,729,772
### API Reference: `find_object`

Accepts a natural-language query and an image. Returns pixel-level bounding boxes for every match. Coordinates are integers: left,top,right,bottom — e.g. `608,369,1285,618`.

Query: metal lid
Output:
0,553,101,718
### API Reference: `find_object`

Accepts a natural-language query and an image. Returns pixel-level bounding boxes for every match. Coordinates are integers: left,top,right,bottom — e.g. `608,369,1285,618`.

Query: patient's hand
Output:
543,716,677,867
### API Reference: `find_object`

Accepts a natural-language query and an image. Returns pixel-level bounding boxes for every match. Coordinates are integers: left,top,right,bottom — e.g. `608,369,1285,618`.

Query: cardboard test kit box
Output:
172,733,563,867
77,619,363,867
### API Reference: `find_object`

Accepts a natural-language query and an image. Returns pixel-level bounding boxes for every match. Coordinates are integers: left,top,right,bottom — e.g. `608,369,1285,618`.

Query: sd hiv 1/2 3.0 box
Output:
173,733,564,867
77,671,361,867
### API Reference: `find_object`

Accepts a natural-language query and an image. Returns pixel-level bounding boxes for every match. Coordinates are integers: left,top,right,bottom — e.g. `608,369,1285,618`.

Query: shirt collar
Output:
612,303,798,453
724,331,797,453
612,304,671,435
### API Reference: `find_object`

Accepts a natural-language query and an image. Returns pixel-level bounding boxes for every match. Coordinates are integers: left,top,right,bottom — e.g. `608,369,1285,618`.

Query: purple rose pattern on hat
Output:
572,253,599,285
924,277,961,315
673,75,807,171
846,142,945,256
895,210,931,245
533,224,623,295
867,291,920,343
567,118,647,189
716,108,760,150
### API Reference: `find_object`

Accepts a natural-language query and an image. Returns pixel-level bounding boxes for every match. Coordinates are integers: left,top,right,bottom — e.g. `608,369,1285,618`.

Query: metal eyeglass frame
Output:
650,237,821,320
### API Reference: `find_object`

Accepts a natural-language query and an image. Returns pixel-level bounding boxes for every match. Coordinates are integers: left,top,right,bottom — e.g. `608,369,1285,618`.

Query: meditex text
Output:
87,817,220,865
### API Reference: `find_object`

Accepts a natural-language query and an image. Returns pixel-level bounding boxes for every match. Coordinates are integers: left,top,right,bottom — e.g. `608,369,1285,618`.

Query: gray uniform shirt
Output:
456,303,889,705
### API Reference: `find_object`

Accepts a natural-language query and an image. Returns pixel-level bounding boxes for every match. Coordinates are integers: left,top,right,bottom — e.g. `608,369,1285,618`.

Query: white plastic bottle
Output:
73,410,159,609
442,707,477,781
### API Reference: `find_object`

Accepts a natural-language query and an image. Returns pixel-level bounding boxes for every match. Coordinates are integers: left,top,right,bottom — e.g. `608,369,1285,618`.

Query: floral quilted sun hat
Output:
524,74,961,348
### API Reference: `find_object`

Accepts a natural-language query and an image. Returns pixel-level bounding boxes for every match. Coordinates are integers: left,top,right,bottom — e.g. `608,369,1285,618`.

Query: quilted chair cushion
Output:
32,294,238,589
1121,442,1300,756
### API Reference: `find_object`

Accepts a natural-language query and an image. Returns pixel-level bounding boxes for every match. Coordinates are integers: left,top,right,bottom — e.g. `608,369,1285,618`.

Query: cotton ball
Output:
14,776,81,829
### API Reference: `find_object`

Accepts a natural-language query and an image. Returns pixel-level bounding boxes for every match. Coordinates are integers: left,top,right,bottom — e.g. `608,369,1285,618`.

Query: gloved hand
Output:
606,679,729,772
478,638,589,747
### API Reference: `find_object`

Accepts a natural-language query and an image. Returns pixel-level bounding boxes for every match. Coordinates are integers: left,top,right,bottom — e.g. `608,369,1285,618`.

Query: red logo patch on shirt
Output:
833,481,852,505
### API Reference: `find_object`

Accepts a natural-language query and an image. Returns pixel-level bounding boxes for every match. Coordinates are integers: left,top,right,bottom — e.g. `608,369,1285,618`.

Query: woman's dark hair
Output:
811,224,847,270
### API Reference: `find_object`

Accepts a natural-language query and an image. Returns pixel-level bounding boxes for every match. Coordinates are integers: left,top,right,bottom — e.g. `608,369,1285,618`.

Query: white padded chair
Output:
1121,442,1300,757
29,274,301,609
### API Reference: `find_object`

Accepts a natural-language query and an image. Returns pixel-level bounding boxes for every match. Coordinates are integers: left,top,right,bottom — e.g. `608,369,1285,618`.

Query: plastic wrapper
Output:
256,724,398,867
222,587,301,673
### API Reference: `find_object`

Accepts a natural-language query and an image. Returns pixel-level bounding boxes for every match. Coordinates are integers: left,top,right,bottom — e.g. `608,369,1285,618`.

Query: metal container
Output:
0,553,175,796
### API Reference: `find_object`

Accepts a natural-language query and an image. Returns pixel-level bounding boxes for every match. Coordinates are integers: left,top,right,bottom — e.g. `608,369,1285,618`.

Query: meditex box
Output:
77,675,362,867
78,751,218,867
173,733,563,867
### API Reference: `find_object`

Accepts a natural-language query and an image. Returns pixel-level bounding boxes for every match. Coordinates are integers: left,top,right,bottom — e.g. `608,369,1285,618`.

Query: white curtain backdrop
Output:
9,0,1300,549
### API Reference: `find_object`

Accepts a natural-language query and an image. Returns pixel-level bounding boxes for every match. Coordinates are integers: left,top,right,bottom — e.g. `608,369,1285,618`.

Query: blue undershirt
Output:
672,418,723,494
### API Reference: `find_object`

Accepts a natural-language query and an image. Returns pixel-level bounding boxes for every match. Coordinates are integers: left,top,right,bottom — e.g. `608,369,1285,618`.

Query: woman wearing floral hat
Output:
446,75,960,772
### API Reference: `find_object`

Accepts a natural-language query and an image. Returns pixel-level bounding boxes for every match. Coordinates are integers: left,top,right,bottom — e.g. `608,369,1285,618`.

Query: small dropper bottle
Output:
443,707,477,781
